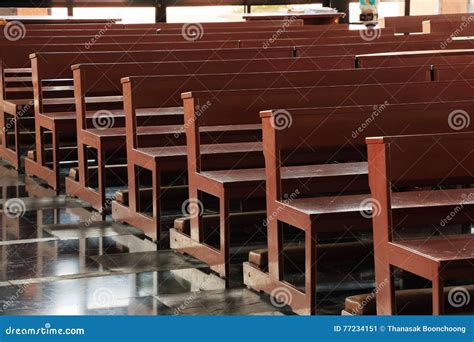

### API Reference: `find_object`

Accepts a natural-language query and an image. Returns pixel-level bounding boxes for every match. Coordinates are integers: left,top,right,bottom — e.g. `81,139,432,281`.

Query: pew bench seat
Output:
5,76,33,83
2,100,34,115
389,235,474,271
37,107,183,128
282,187,473,217
199,162,367,186
248,240,373,269
343,285,474,315
138,141,263,160
5,68,32,74
26,106,182,189
42,95,123,107
85,122,262,141
6,85,74,94
68,128,263,218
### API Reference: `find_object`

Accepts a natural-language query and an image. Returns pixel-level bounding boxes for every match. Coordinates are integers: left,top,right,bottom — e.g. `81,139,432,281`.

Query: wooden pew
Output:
38,45,474,195
4,44,474,174
112,65,431,238
0,28,398,45
25,55,354,191
0,17,120,25
63,43,474,214
422,15,474,36
343,285,474,315
296,39,474,58
356,49,474,68
16,28,460,170
17,23,352,36
7,30,471,50
16,21,306,30
1,46,296,170
243,100,474,315
379,13,472,34
2,33,472,63
176,79,474,286
367,132,474,315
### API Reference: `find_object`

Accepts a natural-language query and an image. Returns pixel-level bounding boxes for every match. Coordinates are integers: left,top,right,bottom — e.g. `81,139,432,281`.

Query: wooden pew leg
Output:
78,142,88,189
189,185,202,242
35,122,43,167
375,263,397,315
128,162,138,219
14,117,20,169
432,274,445,315
220,191,230,283
152,164,161,242
267,212,283,281
98,144,106,218
0,111,5,151
52,127,60,191
305,221,317,315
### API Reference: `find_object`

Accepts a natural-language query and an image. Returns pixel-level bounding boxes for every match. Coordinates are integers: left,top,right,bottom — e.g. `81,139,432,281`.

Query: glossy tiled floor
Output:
0,160,368,316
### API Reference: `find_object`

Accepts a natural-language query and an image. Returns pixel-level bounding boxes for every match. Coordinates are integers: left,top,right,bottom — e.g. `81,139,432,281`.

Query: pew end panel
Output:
367,132,474,315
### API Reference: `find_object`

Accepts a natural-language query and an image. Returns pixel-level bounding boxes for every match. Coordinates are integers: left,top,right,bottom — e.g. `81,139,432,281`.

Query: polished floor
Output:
0,160,374,315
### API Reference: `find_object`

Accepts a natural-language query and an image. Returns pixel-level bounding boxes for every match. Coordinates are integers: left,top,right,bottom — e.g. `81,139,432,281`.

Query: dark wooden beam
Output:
405,0,411,16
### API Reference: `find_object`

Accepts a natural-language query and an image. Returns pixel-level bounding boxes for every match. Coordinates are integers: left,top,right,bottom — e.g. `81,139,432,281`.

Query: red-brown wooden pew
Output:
64,44,474,216
367,132,474,315
177,79,474,288
25,54,354,191
243,99,474,315
114,62,474,240
112,65,432,240
356,49,474,68
379,13,472,34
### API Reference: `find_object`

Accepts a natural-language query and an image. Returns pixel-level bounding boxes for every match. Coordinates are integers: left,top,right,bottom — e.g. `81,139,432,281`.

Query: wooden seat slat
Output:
200,162,367,184
139,141,262,159
285,188,474,215
390,236,474,262
85,122,258,138
38,107,182,122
